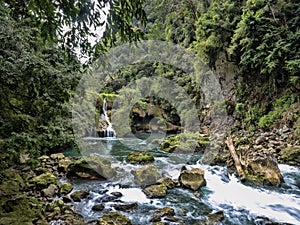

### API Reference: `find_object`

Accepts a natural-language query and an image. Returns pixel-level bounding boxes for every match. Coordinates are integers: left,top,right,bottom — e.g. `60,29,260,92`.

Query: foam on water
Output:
200,165,300,224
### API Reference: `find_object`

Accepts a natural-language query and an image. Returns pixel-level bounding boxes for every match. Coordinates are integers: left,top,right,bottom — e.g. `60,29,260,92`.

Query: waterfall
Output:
98,98,116,138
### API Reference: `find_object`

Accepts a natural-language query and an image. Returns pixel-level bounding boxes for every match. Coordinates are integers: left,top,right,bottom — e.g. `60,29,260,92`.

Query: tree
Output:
4,0,147,61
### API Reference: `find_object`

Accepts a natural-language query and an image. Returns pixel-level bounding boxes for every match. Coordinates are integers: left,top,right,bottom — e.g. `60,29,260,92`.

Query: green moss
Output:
280,146,300,166
160,133,209,153
0,195,44,224
98,212,132,225
30,171,58,189
126,151,154,164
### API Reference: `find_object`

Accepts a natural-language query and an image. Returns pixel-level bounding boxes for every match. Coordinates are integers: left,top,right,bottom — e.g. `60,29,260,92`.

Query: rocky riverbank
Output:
0,128,298,225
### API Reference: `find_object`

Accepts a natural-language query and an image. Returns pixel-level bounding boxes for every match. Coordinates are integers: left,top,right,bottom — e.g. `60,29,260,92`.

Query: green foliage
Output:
0,3,79,168
258,94,298,129
4,0,147,61
229,0,300,87
193,0,242,66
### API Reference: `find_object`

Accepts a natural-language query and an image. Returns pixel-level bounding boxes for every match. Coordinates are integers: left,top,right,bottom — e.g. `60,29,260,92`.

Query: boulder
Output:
206,211,225,224
242,152,283,186
50,153,65,160
70,190,89,202
150,207,175,222
143,184,167,198
92,204,105,211
134,165,160,186
179,168,206,191
126,151,154,164
113,202,138,212
160,133,209,153
98,212,132,225
30,171,58,189
42,184,57,198
67,155,116,180
60,182,73,195
156,177,176,189
58,157,73,172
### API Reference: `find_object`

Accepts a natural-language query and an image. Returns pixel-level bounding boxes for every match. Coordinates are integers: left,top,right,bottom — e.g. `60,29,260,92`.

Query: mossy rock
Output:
60,182,73,195
143,184,167,198
98,212,132,225
160,133,209,153
134,165,160,187
98,93,118,107
70,190,89,202
179,168,206,191
279,146,300,166
126,151,154,164
30,171,58,189
67,155,116,180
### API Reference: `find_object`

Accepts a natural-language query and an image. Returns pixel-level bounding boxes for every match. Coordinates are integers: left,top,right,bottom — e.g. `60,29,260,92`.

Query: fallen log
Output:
225,136,245,180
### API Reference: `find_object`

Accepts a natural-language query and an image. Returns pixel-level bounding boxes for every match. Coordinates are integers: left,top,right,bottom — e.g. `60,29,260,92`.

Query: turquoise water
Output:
64,136,300,225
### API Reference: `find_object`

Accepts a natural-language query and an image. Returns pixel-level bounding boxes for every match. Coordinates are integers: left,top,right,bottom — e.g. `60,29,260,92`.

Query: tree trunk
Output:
225,136,245,180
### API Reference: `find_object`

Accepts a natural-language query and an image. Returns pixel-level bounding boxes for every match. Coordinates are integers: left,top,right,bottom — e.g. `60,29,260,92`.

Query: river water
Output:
65,135,300,225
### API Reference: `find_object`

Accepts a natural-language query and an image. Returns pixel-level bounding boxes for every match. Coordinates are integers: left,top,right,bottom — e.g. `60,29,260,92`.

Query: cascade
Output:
98,98,116,137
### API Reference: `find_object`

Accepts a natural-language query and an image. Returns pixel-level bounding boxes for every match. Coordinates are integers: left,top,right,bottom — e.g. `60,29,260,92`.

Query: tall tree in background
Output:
0,0,147,168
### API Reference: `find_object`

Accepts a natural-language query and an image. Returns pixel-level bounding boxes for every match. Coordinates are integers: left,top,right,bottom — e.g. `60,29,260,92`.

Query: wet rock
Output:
113,202,138,211
30,171,58,189
98,212,132,225
42,184,57,198
156,177,176,189
60,182,73,195
134,165,160,187
67,155,116,180
150,207,175,222
160,133,209,153
279,146,300,166
179,168,206,191
92,204,105,211
70,190,89,202
58,157,73,172
143,184,167,198
242,152,283,186
206,211,225,224
126,151,154,164
101,195,120,202
111,191,123,197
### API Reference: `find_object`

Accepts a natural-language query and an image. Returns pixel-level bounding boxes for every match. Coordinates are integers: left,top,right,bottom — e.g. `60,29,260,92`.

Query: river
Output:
64,135,300,225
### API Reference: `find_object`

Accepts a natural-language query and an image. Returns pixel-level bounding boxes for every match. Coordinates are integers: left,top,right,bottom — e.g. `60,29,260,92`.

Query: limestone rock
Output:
143,184,167,198
50,153,65,160
126,151,154,164
92,204,105,211
156,177,176,189
30,171,58,189
42,184,57,198
150,207,175,222
242,152,283,186
134,165,160,186
98,212,132,225
113,202,138,212
67,155,116,180
60,182,73,195
179,168,206,191
70,190,89,202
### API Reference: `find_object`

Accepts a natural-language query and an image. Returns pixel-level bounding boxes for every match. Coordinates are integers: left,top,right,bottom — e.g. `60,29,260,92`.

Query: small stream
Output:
64,135,300,225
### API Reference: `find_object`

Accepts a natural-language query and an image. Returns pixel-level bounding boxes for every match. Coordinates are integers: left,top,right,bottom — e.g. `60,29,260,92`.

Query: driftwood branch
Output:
225,136,245,180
